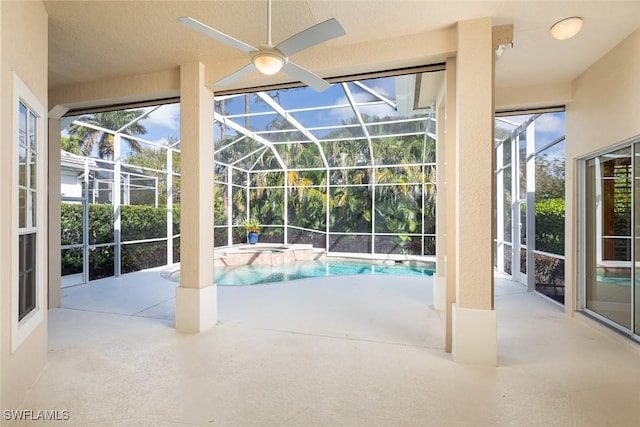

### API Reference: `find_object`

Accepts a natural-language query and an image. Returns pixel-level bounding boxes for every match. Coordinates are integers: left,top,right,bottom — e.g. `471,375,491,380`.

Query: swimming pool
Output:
170,259,435,286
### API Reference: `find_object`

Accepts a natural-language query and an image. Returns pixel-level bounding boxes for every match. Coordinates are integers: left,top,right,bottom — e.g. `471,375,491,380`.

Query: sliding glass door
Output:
585,147,632,330
635,144,640,336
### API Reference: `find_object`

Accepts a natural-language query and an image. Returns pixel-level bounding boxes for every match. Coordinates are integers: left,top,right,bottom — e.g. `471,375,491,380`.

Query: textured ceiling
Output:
44,1,640,93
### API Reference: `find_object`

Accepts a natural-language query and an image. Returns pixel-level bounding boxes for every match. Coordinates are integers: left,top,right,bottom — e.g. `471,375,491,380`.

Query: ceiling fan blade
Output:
178,16,258,53
275,18,346,57
216,63,258,87
282,62,331,92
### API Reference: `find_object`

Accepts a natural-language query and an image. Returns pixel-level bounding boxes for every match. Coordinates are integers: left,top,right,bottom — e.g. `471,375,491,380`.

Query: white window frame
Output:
12,72,46,352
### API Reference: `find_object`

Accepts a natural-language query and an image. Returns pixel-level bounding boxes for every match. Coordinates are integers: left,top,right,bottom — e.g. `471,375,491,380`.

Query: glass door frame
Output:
512,124,536,287
579,140,638,340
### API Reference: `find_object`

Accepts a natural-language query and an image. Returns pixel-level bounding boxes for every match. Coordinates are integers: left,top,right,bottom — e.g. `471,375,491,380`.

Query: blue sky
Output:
63,75,566,161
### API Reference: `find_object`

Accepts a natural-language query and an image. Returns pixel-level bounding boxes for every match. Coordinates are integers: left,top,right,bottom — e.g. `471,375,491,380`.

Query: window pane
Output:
29,190,37,227
29,152,37,189
19,102,27,145
29,111,37,149
18,233,37,321
18,189,26,228
18,147,26,187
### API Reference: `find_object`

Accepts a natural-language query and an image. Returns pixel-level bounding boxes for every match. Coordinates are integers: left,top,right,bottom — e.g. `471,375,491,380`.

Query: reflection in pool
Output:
170,259,435,286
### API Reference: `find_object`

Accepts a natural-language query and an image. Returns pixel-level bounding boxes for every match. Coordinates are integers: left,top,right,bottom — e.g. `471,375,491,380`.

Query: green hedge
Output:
535,198,565,255
61,203,181,280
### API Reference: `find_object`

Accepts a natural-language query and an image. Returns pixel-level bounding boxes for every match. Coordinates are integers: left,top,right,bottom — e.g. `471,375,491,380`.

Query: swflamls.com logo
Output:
3,409,70,421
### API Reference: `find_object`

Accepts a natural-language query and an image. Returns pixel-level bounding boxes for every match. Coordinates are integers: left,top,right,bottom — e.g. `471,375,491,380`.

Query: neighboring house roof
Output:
60,150,151,178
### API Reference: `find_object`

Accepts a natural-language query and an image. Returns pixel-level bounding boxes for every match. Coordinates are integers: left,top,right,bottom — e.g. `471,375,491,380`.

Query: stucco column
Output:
451,18,496,366
175,62,217,332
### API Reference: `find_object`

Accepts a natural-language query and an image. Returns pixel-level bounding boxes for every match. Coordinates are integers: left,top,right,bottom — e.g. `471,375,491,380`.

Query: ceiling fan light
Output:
252,53,284,75
550,17,583,40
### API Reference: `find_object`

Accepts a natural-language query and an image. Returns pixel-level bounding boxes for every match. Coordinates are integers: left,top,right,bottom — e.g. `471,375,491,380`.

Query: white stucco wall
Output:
0,0,49,410
565,28,640,313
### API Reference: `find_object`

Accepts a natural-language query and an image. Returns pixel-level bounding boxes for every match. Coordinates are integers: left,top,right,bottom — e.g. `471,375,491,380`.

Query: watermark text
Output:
3,409,70,421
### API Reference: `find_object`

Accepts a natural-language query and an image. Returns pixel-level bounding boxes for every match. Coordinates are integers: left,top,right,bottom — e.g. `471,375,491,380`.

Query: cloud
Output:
140,103,181,131
330,85,397,122
534,112,564,135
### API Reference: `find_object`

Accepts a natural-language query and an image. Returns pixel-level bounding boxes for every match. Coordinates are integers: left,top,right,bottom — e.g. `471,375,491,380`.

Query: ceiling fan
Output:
178,0,346,92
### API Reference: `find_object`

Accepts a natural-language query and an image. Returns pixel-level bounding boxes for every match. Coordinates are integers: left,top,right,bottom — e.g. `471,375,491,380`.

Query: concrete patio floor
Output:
12,268,640,426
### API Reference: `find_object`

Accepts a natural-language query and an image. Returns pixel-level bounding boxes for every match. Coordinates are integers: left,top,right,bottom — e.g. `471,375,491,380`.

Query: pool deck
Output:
25,269,640,426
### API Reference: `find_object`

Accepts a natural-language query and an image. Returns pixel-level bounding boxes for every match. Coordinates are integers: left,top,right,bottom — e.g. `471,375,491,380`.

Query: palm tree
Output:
67,110,147,159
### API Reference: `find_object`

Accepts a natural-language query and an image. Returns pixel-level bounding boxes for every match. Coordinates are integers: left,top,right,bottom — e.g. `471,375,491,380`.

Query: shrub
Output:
535,198,565,255
61,202,181,279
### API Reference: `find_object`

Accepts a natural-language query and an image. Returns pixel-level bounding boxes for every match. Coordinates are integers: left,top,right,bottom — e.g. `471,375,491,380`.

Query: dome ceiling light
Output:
251,51,285,75
550,17,583,40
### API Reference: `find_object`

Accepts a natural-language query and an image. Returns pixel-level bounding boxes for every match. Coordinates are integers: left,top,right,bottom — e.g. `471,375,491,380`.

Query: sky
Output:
62,74,566,161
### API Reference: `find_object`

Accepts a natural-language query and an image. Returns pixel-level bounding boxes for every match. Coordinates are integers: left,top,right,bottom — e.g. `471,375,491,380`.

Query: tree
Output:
124,137,180,205
67,110,148,159
60,135,83,154
214,103,438,255
536,155,565,200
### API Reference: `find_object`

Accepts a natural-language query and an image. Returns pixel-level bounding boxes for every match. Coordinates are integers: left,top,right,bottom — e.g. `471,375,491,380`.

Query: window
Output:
12,73,45,351
18,101,38,320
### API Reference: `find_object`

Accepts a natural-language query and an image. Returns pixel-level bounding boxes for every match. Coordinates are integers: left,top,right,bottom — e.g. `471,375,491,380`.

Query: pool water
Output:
171,260,435,286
